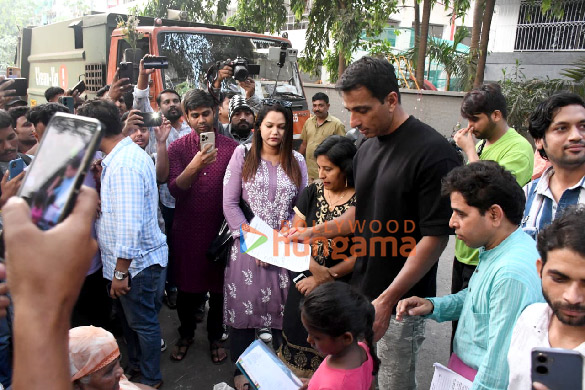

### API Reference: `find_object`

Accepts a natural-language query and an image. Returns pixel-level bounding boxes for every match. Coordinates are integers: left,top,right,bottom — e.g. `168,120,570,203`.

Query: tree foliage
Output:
140,0,230,24
227,0,286,34
562,57,585,84
499,61,585,137
0,0,36,68
290,0,400,76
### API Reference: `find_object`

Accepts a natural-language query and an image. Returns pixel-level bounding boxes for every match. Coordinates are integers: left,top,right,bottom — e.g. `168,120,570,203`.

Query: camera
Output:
220,57,260,82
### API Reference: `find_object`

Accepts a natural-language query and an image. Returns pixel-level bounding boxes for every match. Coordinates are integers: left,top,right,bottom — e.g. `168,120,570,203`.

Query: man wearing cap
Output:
220,95,255,145
69,326,155,390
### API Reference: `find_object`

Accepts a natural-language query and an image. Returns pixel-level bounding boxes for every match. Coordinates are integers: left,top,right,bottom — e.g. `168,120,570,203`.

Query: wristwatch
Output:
114,270,128,280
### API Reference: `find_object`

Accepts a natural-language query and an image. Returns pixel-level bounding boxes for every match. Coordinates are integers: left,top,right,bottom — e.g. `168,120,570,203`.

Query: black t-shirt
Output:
351,116,460,301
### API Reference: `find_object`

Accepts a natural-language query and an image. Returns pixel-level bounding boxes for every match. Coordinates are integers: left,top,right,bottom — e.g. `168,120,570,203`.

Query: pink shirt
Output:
308,342,374,390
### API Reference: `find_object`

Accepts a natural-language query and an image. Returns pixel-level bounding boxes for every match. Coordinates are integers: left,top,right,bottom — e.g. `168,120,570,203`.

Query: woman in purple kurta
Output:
223,104,307,389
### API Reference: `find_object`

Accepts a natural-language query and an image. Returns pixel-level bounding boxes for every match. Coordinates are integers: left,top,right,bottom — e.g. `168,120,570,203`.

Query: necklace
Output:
325,188,348,210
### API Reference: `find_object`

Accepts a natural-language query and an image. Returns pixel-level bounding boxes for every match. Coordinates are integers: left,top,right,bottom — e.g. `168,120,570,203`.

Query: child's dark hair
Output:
301,282,380,375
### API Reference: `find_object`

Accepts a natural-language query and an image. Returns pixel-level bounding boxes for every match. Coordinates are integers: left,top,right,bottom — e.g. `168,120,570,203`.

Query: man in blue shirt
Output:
396,161,543,390
78,99,168,388
522,93,585,239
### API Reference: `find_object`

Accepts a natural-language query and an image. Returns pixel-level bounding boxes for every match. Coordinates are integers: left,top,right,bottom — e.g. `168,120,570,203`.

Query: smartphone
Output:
140,112,163,127
118,62,134,83
58,96,75,112
293,273,307,285
531,347,583,389
0,78,27,96
143,56,169,69
72,79,86,94
200,132,215,153
8,158,25,181
18,113,102,230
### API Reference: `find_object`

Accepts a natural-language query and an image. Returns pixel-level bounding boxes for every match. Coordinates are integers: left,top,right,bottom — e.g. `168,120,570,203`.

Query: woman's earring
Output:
345,177,348,188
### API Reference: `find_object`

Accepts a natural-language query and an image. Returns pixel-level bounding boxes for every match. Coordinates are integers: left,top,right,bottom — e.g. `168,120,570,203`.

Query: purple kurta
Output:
168,130,238,294
223,145,308,330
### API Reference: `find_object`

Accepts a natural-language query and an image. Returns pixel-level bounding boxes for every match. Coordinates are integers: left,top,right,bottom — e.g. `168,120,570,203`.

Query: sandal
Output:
170,337,193,362
210,340,228,365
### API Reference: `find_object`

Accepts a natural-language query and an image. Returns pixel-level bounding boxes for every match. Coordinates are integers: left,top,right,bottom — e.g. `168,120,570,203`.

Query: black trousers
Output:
450,256,476,352
229,327,283,365
71,267,112,329
177,290,223,342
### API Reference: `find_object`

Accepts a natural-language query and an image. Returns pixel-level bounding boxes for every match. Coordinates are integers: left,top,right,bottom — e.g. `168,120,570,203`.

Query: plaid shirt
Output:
97,137,168,280
521,166,585,240
133,86,191,208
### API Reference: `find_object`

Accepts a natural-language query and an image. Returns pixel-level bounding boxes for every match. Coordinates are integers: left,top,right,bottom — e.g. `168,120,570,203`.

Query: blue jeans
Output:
117,265,166,386
0,314,12,388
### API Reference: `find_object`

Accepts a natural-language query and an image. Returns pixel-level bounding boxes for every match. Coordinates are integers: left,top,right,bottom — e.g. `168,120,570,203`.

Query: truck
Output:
16,12,310,136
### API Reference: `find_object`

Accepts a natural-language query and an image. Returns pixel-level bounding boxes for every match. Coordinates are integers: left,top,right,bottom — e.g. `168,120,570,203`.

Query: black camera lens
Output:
233,66,248,82
536,365,548,375
537,354,548,363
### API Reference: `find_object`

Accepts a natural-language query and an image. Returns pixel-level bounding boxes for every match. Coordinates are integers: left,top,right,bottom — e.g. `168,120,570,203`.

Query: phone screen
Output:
18,113,102,230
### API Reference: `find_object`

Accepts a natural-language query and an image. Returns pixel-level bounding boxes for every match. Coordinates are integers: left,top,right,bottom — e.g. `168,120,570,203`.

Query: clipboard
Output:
236,340,303,390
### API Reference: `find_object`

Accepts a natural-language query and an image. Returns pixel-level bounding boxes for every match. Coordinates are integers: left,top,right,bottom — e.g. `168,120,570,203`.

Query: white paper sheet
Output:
430,363,473,390
241,217,310,272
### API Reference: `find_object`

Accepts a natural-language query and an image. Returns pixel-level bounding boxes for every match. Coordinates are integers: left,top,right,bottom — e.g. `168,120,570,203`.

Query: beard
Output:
163,107,183,122
474,118,497,140
232,121,253,138
544,288,585,326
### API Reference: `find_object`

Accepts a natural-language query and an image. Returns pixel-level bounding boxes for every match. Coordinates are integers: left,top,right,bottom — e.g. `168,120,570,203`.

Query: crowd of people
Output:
0,54,583,390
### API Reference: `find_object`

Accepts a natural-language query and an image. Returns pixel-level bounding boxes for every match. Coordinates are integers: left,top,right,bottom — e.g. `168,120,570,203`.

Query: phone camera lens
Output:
537,354,548,364
536,365,548,375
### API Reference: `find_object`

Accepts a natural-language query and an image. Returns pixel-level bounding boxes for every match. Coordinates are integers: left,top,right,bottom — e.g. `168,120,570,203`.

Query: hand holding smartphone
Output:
17,113,102,230
8,158,25,181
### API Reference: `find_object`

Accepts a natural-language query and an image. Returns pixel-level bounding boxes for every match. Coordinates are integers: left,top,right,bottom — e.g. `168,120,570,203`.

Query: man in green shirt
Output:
299,92,346,181
452,84,534,345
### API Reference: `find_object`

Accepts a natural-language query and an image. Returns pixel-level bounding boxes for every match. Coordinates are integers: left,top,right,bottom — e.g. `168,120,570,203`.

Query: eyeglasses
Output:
261,98,292,108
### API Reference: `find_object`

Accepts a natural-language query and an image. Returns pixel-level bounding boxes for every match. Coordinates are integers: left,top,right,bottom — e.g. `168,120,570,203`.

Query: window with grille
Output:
515,0,585,51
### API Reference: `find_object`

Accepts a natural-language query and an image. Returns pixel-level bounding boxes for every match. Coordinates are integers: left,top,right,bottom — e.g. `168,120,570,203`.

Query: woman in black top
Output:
278,135,357,378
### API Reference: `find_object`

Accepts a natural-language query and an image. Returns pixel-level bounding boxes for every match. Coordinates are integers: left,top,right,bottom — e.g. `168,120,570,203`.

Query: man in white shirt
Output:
508,205,585,389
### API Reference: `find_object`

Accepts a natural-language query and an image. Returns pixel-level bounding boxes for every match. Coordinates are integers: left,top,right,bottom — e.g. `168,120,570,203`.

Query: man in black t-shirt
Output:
288,57,459,389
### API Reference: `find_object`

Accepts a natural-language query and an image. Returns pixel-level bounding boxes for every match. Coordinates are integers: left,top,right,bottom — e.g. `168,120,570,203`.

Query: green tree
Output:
290,0,399,78
0,0,36,68
140,0,231,24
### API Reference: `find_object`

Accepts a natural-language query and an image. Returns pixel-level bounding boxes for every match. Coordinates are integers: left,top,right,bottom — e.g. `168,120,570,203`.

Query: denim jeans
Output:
117,265,166,386
377,315,426,390
0,315,12,388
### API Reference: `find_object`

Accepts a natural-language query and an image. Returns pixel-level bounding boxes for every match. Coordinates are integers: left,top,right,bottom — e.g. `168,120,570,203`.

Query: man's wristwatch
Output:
114,270,128,280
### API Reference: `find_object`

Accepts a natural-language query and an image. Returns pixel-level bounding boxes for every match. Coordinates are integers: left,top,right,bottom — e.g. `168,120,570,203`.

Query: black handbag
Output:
206,198,254,266
206,147,254,266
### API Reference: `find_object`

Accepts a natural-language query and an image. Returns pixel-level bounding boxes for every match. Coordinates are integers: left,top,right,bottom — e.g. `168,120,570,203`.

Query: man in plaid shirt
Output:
78,99,168,389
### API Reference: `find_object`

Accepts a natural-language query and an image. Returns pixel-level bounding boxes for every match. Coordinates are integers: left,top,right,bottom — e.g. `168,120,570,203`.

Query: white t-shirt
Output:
507,302,585,389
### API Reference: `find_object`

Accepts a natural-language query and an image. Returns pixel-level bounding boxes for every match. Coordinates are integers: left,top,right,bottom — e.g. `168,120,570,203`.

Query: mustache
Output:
565,141,585,148
553,302,585,312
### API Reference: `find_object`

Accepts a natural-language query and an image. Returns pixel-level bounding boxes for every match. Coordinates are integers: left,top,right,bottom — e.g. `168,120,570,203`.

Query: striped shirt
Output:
521,166,585,240
97,137,168,280
427,228,544,390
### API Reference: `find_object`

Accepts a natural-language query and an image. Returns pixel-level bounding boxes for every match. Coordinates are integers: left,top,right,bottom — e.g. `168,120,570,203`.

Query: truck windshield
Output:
158,32,305,101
